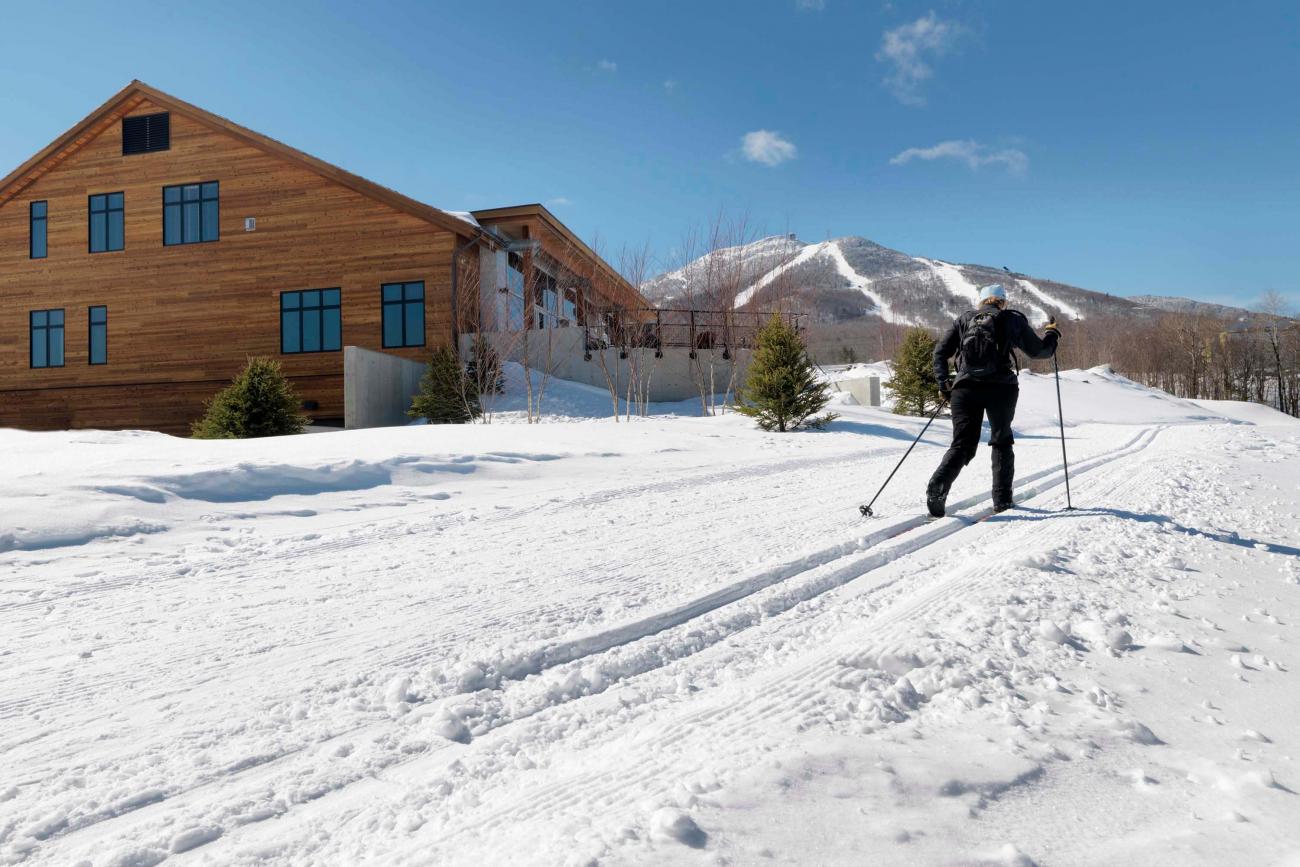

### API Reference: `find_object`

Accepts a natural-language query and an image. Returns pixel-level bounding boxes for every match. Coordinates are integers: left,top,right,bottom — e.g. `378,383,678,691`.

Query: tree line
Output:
1028,295,1299,417
809,293,1298,419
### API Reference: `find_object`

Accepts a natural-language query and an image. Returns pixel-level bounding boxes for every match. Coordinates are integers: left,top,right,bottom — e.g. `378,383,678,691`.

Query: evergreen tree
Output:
465,336,504,395
191,357,308,439
409,346,481,424
886,327,943,416
735,315,836,432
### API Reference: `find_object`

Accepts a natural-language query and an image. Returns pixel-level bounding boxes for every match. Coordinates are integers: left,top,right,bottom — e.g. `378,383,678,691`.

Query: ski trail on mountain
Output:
734,241,822,307
822,241,909,324
917,257,979,304
1016,277,1083,321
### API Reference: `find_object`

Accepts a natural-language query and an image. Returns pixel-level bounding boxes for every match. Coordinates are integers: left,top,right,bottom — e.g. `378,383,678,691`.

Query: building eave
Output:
471,203,650,307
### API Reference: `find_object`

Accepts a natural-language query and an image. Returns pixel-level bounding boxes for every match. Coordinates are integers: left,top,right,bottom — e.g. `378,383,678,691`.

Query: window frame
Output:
30,201,48,259
381,281,426,349
88,192,125,253
280,288,342,355
88,305,108,366
29,308,65,369
163,181,219,246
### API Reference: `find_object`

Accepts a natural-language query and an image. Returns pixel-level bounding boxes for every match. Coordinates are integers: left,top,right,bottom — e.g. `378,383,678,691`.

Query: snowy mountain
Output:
643,235,1245,328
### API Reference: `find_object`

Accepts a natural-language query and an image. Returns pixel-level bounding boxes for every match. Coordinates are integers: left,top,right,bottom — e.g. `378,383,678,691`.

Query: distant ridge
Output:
1127,295,1253,321
643,235,1253,329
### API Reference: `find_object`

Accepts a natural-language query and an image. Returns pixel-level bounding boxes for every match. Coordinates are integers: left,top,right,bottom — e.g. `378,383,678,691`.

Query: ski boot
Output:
926,479,950,518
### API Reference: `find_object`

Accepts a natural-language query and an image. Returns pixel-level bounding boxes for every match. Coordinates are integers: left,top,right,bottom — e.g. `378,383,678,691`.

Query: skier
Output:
926,284,1060,517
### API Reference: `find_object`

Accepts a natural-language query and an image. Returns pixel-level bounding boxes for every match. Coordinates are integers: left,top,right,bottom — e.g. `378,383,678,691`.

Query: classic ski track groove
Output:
29,425,1165,863
243,427,1168,864
394,440,1168,854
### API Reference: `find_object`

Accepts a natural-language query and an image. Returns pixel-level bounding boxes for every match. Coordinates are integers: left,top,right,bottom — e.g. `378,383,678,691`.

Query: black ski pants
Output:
929,381,1019,497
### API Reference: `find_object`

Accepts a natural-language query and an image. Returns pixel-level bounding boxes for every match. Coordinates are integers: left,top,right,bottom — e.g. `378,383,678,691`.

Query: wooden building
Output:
0,81,646,433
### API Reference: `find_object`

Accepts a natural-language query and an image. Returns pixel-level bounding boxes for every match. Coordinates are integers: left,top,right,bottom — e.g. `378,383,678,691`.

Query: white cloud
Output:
663,79,679,93
889,139,1028,175
741,130,798,166
796,0,826,10
546,196,573,207
596,59,618,73
876,11,963,106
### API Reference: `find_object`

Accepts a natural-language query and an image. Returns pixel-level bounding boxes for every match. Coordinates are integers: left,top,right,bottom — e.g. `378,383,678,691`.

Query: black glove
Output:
1044,319,1061,339
939,379,952,398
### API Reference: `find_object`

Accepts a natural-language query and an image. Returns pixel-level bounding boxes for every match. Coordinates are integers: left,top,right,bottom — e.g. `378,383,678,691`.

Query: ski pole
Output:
860,397,948,518
1052,353,1074,510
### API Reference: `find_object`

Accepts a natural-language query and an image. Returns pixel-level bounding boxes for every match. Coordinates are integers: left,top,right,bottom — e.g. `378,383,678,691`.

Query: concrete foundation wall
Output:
832,376,882,407
342,339,864,429
462,329,753,404
344,346,426,429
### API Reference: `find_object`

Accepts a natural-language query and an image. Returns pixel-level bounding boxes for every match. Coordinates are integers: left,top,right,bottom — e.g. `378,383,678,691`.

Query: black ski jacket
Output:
932,307,1058,388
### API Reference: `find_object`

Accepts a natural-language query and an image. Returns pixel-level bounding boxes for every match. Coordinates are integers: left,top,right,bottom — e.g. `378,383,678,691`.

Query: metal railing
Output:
581,307,804,357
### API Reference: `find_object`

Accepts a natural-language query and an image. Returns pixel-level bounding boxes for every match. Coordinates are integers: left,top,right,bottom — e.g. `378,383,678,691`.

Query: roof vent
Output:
122,112,170,155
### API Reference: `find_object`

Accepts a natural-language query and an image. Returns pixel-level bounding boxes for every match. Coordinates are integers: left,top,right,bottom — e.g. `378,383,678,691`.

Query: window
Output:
506,293,525,331
122,113,170,155
382,282,424,348
89,306,108,365
281,289,342,354
533,269,559,329
503,253,527,331
30,309,64,368
506,253,526,294
89,193,124,253
164,182,219,245
30,201,47,259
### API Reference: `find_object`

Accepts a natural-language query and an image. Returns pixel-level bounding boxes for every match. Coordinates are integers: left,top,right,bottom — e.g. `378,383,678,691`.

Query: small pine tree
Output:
465,336,504,395
735,315,836,432
191,357,308,439
838,345,858,366
409,346,481,424
886,327,942,416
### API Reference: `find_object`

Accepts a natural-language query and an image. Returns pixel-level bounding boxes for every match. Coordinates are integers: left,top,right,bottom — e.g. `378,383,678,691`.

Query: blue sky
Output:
1,0,1296,307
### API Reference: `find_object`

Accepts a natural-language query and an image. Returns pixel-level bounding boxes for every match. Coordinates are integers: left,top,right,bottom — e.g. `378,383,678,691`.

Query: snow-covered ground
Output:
3,368,1299,866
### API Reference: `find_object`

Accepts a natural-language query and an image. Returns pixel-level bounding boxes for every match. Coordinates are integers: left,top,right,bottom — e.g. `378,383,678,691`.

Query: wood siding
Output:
0,98,462,433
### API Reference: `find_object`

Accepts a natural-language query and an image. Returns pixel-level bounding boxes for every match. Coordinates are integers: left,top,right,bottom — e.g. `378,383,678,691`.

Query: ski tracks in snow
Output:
358,422,1291,865
18,426,1171,865
227,423,1178,865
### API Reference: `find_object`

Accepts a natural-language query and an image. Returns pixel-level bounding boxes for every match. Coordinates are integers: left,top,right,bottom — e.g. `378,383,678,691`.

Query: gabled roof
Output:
0,80,494,244
472,203,651,308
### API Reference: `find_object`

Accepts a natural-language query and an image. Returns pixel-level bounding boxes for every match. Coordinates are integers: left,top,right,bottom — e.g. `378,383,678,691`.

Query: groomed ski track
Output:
24,424,1167,864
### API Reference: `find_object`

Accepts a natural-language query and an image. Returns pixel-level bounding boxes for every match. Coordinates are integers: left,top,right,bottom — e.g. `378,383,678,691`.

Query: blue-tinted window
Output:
281,288,341,354
31,308,65,368
381,281,424,348
507,293,525,330
89,305,108,365
89,193,124,253
163,182,218,246
506,253,525,293
30,201,47,259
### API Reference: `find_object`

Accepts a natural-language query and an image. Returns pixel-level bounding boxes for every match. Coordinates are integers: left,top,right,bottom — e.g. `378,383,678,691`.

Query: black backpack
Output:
959,308,1006,379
